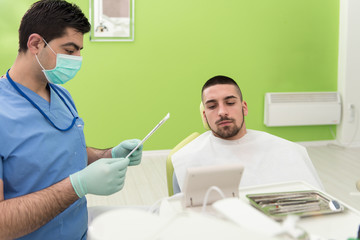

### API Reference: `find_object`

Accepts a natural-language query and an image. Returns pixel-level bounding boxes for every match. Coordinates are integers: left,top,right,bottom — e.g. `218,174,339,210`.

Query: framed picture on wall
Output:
90,0,134,41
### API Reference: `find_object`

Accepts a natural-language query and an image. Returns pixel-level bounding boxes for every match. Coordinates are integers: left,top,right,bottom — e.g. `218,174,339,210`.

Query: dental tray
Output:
246,190,345,221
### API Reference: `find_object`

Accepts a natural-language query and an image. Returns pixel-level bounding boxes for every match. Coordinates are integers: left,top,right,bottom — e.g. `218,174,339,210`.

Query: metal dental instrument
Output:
125,113,170,159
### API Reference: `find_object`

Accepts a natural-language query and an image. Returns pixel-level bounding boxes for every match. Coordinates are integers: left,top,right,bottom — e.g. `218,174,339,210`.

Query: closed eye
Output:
206,104,217,110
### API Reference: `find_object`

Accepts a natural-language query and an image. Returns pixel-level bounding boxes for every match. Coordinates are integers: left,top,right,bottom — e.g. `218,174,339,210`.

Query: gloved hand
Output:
70,158,130,198
111,139,143,166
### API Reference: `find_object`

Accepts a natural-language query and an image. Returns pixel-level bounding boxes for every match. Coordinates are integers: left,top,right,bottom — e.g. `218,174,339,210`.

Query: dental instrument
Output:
126,113,170,159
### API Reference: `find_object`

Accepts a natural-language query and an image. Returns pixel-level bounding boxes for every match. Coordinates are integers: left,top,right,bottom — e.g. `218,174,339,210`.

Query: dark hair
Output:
18,0,91,52
202,75,243,101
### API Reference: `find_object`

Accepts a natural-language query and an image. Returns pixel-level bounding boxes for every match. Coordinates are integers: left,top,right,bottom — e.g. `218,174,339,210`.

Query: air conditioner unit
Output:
264,92,342,127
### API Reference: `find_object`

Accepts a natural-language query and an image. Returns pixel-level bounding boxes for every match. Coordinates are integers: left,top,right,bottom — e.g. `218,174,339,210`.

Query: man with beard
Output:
171,75,324,194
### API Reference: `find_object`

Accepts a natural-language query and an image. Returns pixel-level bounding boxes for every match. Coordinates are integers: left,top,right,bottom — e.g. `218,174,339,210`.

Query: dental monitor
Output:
182,164,244,207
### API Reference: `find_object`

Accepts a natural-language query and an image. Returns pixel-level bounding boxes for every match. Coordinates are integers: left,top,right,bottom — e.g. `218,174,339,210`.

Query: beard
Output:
213,122,241,139
206,109,245,139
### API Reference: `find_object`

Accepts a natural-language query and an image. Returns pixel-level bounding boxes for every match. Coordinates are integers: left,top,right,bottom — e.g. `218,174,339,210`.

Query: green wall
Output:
0,0,339,150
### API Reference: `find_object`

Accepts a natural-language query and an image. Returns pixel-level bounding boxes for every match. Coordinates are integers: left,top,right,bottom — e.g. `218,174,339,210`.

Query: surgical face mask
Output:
35,38,82,84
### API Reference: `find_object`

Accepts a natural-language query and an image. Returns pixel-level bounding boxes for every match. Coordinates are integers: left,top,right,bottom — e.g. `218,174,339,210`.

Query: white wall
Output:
337,0,360,147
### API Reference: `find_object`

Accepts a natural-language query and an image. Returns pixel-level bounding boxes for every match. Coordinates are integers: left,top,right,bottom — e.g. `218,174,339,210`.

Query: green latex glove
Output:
70,158,130,198
111,139,143,166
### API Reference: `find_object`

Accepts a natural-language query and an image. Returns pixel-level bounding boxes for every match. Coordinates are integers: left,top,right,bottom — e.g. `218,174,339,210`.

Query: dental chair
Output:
166,103,209,196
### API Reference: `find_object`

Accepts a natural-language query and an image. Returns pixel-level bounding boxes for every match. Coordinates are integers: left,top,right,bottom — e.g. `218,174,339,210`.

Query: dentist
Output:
0,0,142,239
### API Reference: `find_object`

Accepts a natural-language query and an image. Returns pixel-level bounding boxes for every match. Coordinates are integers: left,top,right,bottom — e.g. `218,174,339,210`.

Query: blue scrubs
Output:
0,76,88,239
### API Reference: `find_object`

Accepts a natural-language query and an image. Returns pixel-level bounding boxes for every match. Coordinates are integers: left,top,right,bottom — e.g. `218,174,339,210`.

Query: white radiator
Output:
264,92,342,126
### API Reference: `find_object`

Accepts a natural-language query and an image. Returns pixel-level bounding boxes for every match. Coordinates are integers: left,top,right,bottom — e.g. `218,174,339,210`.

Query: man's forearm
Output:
87,147,112,164
0,178,78,240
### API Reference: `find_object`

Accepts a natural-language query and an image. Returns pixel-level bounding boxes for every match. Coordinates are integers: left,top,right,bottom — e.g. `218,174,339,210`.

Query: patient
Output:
172,75,324,194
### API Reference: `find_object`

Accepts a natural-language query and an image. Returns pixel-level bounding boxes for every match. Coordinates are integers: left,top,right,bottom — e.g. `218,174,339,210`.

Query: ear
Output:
200,102,205,119
27,33,44,55
200,102,210,130
242,101,248,116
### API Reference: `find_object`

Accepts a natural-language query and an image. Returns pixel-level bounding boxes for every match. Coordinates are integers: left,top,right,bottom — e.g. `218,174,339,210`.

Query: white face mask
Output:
35,38,82,84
